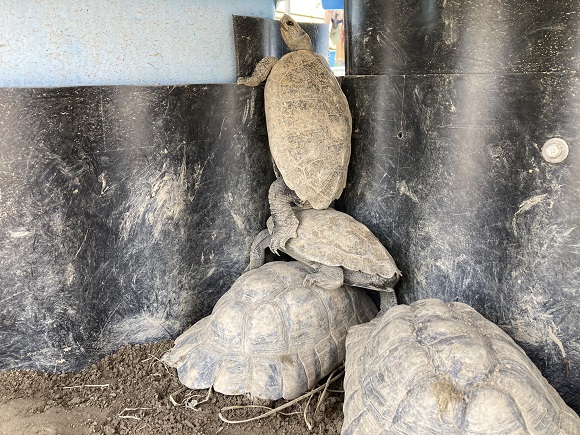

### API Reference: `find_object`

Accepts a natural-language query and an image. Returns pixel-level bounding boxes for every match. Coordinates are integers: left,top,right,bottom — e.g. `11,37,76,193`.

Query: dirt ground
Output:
0,340,344,435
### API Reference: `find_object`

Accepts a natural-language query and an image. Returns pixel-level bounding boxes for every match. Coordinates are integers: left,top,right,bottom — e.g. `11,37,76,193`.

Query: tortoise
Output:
237,14,352,254
342,298,580,434
247,208,401,312
162,261,377,400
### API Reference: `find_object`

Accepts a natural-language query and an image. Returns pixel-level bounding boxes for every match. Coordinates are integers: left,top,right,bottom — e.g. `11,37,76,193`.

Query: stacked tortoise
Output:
168,14,580,431
163,261,377,400
238,14,352,253
247,207,401,312
342,298,580,434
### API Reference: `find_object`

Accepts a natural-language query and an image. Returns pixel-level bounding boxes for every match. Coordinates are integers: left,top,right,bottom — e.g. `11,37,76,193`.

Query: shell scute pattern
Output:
270,208,400,280
163,261,377,400
265,50,351,209
342,298,580,434
463,387,527,433
245,302,287,354
497,369,562,429
267,53,339,99
393,377,465,433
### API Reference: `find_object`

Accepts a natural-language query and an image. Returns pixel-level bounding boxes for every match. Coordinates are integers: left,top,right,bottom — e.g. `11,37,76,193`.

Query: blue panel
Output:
0,0,274,87
322,0,344,9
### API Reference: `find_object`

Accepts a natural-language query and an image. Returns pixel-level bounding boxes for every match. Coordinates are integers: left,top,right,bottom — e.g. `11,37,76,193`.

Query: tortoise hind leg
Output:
378,290,398,315
245,229,271,272
268,178,300,254
303,264,344,290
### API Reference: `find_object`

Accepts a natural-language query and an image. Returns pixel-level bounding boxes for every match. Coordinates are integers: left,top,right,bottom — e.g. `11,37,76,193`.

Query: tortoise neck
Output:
284,33,313,52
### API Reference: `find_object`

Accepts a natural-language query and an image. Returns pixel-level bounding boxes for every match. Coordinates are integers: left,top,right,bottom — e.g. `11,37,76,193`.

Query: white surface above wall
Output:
0,0,274,87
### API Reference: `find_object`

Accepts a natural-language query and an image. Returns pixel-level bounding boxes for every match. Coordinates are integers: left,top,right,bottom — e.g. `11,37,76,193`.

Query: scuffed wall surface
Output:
339,73,580,412
345,0,580,75
0,84,273,371
341,0,580,412
0,0,274,87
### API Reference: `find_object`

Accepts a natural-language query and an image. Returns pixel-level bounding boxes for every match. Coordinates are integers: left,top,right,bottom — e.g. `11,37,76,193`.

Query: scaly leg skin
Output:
304,264,344,290
237,56,278,87
343,269,401,291
245,229,270,272
268,178,300,254
377,289,397,317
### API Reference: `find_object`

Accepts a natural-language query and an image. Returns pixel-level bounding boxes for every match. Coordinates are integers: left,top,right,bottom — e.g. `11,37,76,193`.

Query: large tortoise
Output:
247,208,401,312
342,298,580,434
238,15,352,253
163,261,377,400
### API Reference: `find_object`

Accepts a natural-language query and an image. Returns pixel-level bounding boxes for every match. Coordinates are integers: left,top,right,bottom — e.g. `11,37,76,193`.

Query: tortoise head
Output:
280,14,313,52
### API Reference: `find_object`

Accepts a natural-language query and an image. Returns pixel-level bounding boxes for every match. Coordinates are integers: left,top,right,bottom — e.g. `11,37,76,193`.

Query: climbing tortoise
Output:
247,208,401,312
238,15,352,253
163,261,377,400
342,298,580,434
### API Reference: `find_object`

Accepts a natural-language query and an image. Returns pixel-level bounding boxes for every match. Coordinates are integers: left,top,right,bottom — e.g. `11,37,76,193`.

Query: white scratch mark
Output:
241,98,255,124
512,194,548,235
9,230,31,238
98,172,109,195
120,150,190,242
226,192,245,229
65,263,76,286
229,210,245,230
548,329,567,359
0,291,25,305
376,31,406,58
74,229,90,258
397,180,419,203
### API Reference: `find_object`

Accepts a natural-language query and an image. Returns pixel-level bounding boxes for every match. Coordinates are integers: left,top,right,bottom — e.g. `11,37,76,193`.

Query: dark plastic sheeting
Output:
342,0,580,413
0,85,273,371
337,70,580,414
345,0,580,75
233,15,329,78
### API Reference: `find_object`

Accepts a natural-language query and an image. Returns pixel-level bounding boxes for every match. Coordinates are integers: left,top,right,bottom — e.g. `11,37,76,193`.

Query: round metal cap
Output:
541,138,569,163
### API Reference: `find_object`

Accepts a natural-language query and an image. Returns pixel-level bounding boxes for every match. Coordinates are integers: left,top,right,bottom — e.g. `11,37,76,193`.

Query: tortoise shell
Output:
342,298,580,434
267,208,400,279
264,50,351,209
163,261,377,400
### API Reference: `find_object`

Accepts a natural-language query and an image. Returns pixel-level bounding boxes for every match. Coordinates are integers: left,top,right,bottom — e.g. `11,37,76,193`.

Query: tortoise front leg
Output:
237,56,278,87
268,177,300,254
303,264,344,290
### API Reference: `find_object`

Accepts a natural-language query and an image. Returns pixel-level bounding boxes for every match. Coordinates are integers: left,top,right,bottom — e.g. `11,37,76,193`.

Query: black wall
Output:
0,85,272,371
339,0,580,411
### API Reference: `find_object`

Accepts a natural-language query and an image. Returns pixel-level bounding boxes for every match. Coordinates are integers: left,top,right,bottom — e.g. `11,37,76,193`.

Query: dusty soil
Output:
0,340,344,435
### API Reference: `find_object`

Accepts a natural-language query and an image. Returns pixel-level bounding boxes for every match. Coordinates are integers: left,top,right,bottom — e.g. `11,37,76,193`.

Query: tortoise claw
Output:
303,274,317,288
268,225,297,255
